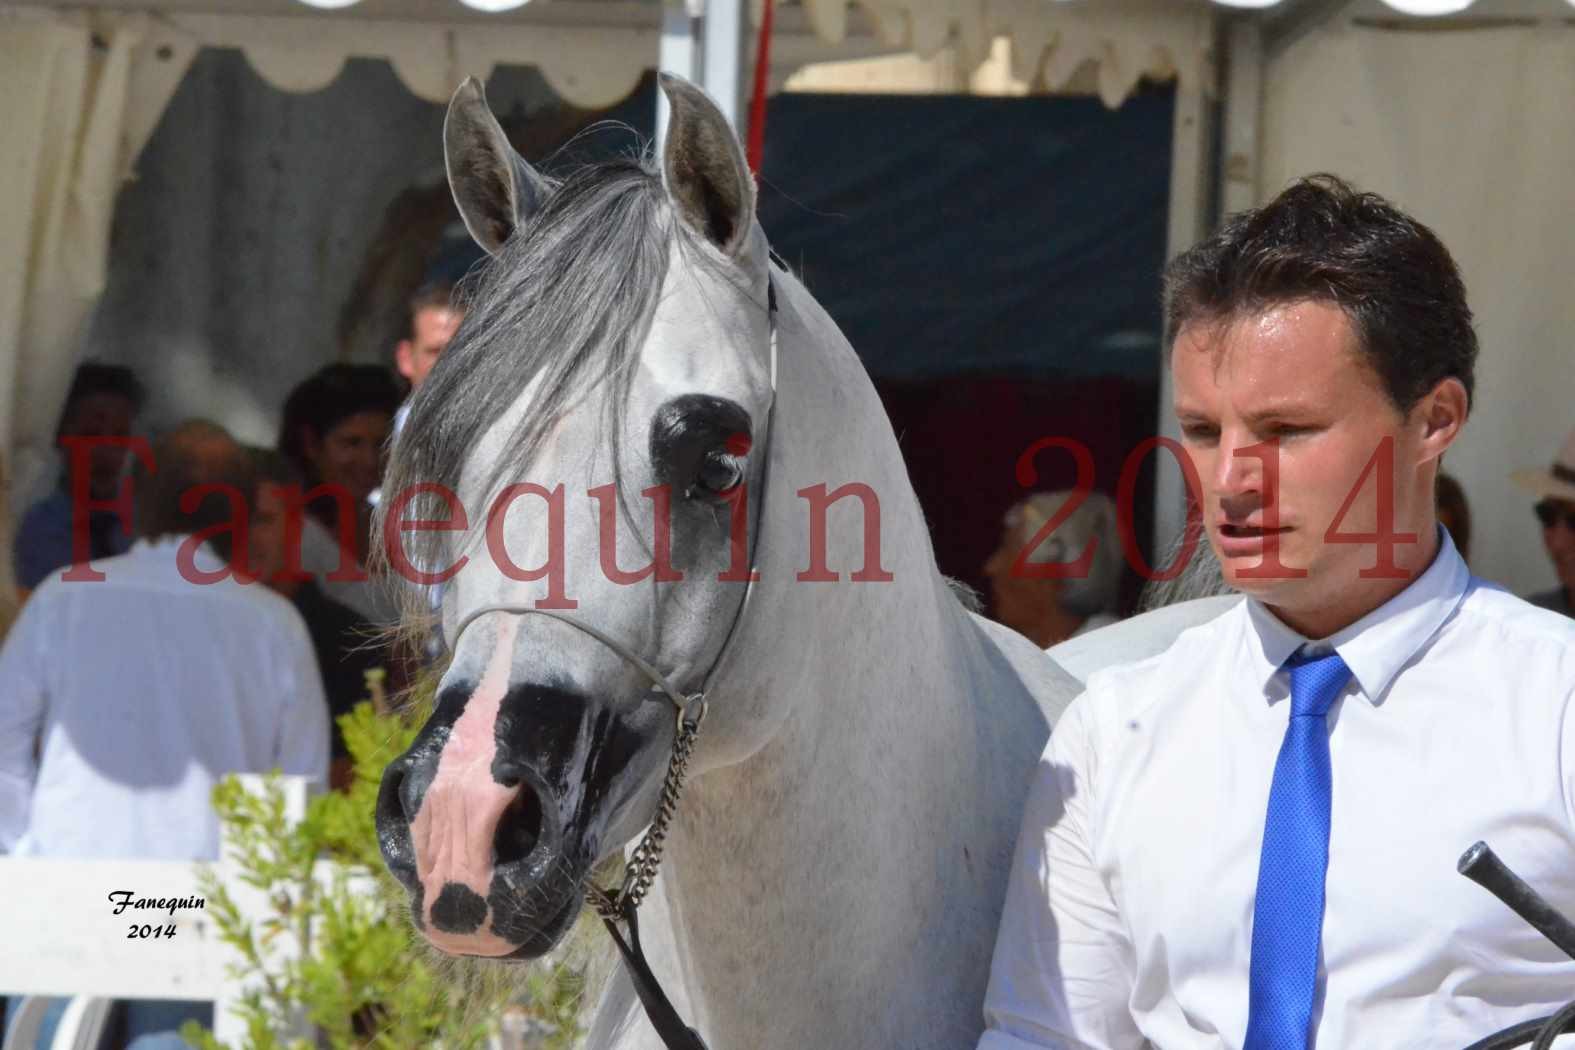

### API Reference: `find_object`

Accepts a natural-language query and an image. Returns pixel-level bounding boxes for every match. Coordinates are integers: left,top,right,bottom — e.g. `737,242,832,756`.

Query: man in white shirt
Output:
0,420,327,1048
979,176,1575,1050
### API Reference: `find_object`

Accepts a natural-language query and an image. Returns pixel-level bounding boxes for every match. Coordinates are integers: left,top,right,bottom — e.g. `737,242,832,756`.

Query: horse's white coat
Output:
577,252,1083,1049
415,79,1098,1050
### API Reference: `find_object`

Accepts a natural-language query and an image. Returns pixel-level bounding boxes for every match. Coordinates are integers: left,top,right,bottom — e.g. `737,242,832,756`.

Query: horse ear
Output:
443,77,550,257
659,73,756,257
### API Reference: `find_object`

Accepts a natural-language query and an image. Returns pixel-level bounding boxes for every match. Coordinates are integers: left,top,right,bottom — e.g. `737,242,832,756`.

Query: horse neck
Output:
655,273,994,1039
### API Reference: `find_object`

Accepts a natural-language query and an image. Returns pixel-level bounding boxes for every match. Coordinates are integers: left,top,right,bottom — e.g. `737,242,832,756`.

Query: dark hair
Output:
247,445,303,490
376,158,676,631
278,364,403,483
1163,174,1477,413
405,281,460,341
133,420,252,559
56,362,145,438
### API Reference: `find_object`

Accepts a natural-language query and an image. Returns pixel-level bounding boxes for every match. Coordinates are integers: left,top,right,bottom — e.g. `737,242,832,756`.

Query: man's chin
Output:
1217,557,1309,599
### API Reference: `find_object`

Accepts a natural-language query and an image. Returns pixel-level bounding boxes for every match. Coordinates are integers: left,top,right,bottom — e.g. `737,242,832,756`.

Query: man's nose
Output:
1214,432,1265,498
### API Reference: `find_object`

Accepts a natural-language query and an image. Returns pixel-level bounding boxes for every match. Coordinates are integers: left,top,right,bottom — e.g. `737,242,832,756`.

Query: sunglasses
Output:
1534,501,1575,530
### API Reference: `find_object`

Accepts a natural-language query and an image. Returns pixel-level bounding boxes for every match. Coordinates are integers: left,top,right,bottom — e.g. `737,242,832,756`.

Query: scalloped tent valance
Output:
294,0,1575,14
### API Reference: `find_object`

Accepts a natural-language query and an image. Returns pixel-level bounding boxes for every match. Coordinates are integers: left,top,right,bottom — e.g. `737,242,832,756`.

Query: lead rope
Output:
447,274,779,1050
585,696,705,922
585,702,709,1050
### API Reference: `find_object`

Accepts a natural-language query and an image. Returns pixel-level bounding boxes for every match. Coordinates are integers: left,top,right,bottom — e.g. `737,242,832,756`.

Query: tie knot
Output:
1284,649,1351,719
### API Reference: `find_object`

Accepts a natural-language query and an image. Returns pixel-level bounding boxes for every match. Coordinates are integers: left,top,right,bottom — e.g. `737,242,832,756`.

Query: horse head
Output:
375,74,783,959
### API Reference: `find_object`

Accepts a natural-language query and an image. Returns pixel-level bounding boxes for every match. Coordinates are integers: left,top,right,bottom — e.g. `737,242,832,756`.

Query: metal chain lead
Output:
588,698,707,921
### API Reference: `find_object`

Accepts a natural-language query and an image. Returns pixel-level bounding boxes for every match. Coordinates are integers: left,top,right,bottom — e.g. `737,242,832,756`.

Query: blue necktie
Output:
1243,648,1353,1050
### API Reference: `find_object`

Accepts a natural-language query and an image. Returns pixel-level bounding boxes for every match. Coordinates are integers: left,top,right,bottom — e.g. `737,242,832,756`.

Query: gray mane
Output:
1137,527,1230,611
376,157,676,629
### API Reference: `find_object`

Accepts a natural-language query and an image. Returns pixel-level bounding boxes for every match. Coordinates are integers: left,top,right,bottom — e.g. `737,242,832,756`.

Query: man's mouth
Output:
1218,522,1292,539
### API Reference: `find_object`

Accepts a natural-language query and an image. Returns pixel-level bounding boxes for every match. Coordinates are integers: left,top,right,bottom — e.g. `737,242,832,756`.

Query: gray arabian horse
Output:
374,73,1224,1049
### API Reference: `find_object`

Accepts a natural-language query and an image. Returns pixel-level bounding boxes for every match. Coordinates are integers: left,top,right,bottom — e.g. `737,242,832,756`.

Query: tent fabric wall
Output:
1260,18,1575,598
0,10,196,514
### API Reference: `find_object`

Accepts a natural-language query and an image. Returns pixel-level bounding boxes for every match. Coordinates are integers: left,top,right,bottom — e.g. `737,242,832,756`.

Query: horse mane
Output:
1137,528,1231,611
374,155,681,636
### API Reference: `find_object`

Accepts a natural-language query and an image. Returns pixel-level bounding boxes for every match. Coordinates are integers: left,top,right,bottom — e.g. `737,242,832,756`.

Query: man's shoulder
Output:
217,578,315,638
1525,587,1572,617
1053,595,1242,692
125,560,316,649
1456,577,1575,651
1056,597,1243,734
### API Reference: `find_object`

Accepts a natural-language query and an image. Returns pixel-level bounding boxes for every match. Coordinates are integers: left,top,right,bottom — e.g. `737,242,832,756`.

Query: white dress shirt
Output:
0,537,328,860
981,529,1575,1050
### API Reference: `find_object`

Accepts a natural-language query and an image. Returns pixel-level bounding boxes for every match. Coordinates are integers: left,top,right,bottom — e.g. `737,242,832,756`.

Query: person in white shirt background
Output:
0,419,328,1050
978,175,1575,1050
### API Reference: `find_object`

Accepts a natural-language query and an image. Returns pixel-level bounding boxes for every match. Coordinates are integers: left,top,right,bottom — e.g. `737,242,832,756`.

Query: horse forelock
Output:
376,157,681,640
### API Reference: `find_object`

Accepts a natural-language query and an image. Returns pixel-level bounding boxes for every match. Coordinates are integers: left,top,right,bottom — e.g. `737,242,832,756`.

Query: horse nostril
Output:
494,781,544,868
376,759,416,828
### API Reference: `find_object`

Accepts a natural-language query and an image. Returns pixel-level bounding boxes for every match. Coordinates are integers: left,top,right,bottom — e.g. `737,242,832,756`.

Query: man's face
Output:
62,392,135,494
247,481,290,587
396,306,462,391
1540,498,1575,595
1173,301,1441,633
306,410,392,509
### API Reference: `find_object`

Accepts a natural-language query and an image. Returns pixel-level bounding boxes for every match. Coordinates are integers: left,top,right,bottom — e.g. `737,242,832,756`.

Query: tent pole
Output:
1153,13,1219,568
1220,16,1264,215
656,1,702,151
702,0,747,130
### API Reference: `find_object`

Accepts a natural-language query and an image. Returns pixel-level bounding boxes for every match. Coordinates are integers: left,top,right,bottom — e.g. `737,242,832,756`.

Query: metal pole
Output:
701,0,746,130
656,2,701,151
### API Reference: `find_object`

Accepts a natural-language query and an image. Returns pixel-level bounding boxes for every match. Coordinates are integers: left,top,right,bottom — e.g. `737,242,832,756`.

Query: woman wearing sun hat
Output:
1513,425,1575,617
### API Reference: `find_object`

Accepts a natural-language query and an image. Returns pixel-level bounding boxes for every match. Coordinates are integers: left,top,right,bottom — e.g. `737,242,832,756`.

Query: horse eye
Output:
693,451,743,498
651,394,753,501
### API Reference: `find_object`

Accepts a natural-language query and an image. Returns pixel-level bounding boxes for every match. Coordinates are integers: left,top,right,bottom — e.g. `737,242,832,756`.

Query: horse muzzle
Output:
376,679,667,959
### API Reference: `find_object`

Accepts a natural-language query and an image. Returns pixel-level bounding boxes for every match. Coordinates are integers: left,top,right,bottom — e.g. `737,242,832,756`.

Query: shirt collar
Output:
128,534,229,578
1240,524,1470,706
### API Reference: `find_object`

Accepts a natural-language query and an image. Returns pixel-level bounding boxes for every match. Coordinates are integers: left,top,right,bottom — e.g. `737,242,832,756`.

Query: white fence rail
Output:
0,776,315,1047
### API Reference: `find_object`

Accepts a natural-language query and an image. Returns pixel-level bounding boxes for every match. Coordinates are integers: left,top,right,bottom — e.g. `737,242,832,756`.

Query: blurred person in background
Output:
392,281,463,435
1513,426,1575,616
982,490,1125,648
246,447,388,789
12,363,145,600
0,454,17,642
1436,471,1472,563
278,364,402,624
0,420,327,1050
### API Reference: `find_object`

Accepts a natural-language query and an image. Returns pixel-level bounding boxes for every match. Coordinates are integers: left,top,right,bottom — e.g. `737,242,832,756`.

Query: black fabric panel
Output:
756,87,1175,380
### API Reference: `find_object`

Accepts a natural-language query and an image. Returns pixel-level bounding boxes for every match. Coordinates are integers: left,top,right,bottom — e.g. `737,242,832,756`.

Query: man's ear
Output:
1416,376,1469,463
394,340,415,382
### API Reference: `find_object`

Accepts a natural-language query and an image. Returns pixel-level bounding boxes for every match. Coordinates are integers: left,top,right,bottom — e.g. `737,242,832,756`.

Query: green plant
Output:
182,690,588,1049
